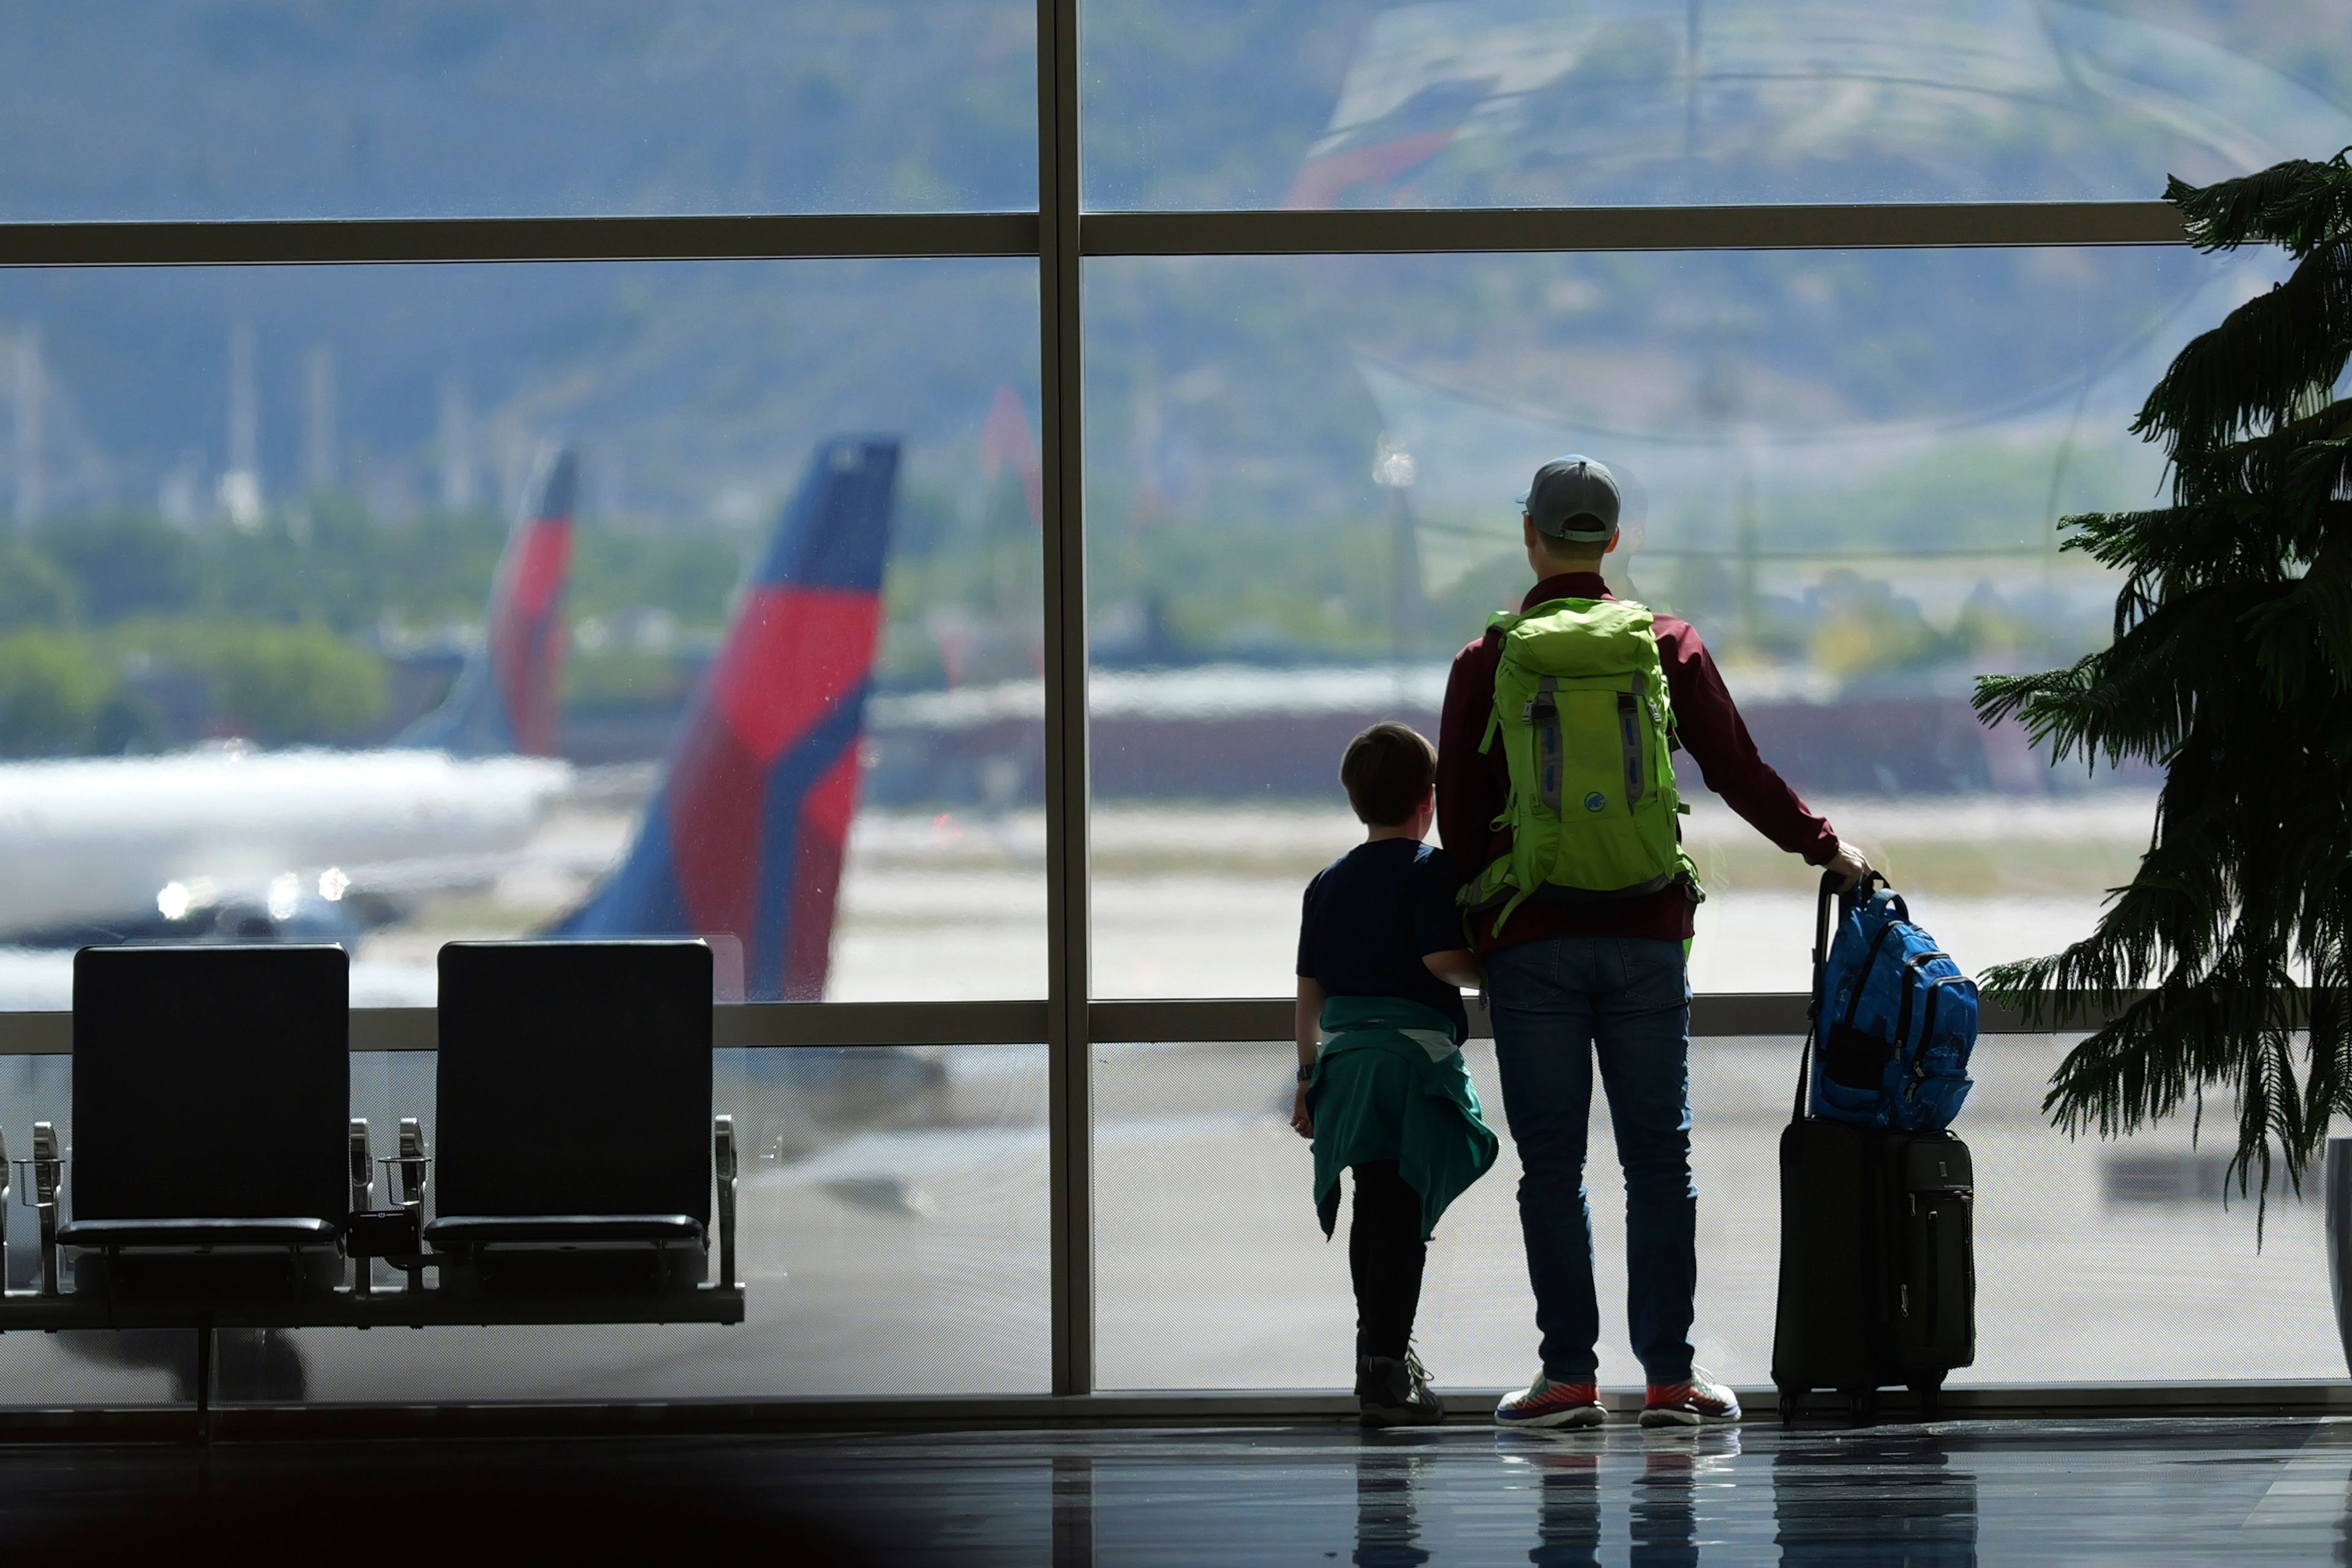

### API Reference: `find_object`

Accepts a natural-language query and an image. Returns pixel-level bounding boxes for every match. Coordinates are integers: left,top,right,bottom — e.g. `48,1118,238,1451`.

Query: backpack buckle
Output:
1523,674,1560,726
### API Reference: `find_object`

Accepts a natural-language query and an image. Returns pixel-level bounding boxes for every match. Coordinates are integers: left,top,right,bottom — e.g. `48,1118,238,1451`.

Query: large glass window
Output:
290,1044,1050,1401
1083,0,2352,209
0,0,2323,1408
0,1046,1049,1403
0,258,1043,1005
1080,244,2282,997
1096,1038,2335,1389
0,2,1036,221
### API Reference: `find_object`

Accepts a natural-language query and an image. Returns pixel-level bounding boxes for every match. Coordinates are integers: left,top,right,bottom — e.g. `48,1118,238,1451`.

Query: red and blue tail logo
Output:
555,437,899,1001
400,448,578,757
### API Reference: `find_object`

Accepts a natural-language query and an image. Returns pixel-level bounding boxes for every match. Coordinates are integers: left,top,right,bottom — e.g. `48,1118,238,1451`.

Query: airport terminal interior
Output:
0,1,2348,1561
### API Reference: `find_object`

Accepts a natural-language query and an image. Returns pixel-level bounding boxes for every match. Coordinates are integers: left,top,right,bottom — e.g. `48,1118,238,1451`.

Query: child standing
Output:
1293,721,1499,1427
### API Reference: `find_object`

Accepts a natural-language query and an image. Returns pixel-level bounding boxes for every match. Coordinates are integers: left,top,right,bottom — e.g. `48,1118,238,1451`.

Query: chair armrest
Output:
26,1122,61,1296
349,1118,374,1213
390,1117,431,1208
714,1115,737,1292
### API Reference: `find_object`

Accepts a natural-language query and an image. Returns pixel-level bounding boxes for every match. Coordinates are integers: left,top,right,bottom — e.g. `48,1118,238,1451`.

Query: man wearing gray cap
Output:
1438,454,1869,1429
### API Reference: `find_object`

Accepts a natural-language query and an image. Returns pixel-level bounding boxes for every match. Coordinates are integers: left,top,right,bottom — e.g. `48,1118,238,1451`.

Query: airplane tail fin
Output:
399,447,578,757
553,437,900,1001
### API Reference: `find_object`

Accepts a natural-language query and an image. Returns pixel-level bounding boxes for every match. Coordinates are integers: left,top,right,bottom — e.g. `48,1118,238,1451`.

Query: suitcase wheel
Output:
1777,1389,1800,1427
1909,1377,1943,1422
1844,1388,1877,1425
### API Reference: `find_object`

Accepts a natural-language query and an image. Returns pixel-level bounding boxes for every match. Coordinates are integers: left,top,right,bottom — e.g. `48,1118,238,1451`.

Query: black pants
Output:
1350,1160,1427,1362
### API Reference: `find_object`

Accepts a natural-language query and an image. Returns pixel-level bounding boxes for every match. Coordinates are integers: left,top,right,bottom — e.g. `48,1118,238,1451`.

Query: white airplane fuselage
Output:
0,744,573,934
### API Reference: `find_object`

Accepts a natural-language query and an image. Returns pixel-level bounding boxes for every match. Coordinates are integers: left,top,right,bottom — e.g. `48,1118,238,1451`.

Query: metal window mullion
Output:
0,211,1039,267
1038,0,1093,1400
0,990,2164,1057
0,200,2186,271
1077,991,2177,1040
1078,200,2187,256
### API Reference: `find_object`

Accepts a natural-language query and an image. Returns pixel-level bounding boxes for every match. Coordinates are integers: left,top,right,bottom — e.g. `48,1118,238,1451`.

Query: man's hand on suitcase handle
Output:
1825,841,1872,894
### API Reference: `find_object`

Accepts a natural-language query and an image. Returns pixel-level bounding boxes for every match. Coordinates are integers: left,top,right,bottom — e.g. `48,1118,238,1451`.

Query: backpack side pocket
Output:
1898,975,1978,1131
1815,1023,1894,1126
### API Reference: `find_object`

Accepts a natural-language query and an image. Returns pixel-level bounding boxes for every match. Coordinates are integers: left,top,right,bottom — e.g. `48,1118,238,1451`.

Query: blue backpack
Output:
1803,875,1977,1131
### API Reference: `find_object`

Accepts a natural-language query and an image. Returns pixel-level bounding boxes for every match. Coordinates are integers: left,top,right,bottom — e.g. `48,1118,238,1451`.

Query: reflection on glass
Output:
0,260,1042,1005
0,2,1035,220
0,1047,1049,1404
1086,0,2352,209
1094,1039,2340,1389
1078,247,2286,998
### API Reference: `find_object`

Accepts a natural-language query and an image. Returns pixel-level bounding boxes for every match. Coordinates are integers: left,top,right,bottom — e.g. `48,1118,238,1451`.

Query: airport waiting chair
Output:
426,940,721,1293
58,944,352,1289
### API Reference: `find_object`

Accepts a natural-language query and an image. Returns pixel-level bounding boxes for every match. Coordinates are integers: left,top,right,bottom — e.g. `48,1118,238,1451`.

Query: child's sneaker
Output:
1357,1352,1443,1428
1493,1373,1607,1430
1639,1368,1741,1427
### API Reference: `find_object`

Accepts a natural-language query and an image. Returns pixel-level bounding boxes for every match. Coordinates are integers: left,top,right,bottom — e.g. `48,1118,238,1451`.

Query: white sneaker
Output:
1639,1367,1742,1427
1494,1373,1607,1430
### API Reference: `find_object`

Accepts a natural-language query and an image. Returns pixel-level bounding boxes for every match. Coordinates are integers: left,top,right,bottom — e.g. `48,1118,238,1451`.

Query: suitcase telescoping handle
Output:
1792,868,1891,1125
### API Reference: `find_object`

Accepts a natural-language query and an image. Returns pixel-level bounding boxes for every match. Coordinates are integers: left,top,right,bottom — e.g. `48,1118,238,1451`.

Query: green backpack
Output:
1466,596,1696,932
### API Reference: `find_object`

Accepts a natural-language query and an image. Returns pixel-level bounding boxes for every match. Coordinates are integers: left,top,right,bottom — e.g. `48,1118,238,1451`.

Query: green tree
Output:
1973,151,2352,1211
0,541,78,628
0,630,111,754
34,511,197,622
116,620,391,747
205,624,390,745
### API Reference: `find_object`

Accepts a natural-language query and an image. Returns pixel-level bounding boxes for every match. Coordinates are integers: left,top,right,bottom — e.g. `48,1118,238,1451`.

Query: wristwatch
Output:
1295,1063,1315,1084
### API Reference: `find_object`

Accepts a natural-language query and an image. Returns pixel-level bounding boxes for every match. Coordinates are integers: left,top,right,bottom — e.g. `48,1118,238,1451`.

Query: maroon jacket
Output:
1436,571,1840,949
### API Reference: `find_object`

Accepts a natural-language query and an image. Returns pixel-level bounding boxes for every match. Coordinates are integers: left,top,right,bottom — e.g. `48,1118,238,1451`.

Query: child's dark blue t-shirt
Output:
1295,838,1470,1039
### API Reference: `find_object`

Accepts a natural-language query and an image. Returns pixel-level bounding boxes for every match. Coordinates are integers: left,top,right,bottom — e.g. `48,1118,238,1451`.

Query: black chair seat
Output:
432,943,717,1279
424,1214,705,1245
57,1216,341,1249
70,947,353,1270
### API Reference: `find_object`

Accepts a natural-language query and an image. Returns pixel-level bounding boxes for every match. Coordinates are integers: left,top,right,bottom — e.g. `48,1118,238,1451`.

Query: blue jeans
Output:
1489,936,1695,1384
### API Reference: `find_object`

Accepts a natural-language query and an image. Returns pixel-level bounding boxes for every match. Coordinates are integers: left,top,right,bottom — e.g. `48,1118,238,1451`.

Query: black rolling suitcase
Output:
1771,875,1976,1423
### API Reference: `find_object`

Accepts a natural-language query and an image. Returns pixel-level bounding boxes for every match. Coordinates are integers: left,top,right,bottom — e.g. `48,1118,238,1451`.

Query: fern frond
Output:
2133,243,2352,458
2168,149,2352,257
1997,153,2352,1246
2062,497,2298,588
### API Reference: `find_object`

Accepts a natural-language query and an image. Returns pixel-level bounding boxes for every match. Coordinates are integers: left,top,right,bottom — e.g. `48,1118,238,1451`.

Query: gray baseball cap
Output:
1519,455,1621,543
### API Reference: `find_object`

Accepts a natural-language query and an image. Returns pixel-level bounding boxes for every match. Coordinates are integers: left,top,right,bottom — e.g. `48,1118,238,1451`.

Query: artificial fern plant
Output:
1972,149,2352,1212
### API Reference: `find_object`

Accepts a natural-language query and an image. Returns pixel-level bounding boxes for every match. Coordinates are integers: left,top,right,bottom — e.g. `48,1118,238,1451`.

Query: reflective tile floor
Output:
4,1415,2352,1563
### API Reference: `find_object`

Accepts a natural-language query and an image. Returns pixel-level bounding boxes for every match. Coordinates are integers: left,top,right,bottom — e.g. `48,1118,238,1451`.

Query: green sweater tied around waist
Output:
1308,993,1499,1242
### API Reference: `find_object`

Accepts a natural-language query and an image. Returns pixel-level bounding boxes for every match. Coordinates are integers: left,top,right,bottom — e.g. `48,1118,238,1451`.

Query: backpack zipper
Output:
1905,975,1977,1101
1889,948,1948,1057
1526,677,1563,813
1924,1204,1937,1341
1615,688,1645,805
1841,920,1904,1031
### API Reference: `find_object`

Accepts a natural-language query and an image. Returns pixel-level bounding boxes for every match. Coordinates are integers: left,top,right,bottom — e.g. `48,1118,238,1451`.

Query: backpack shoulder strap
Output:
1477,612,1516,755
